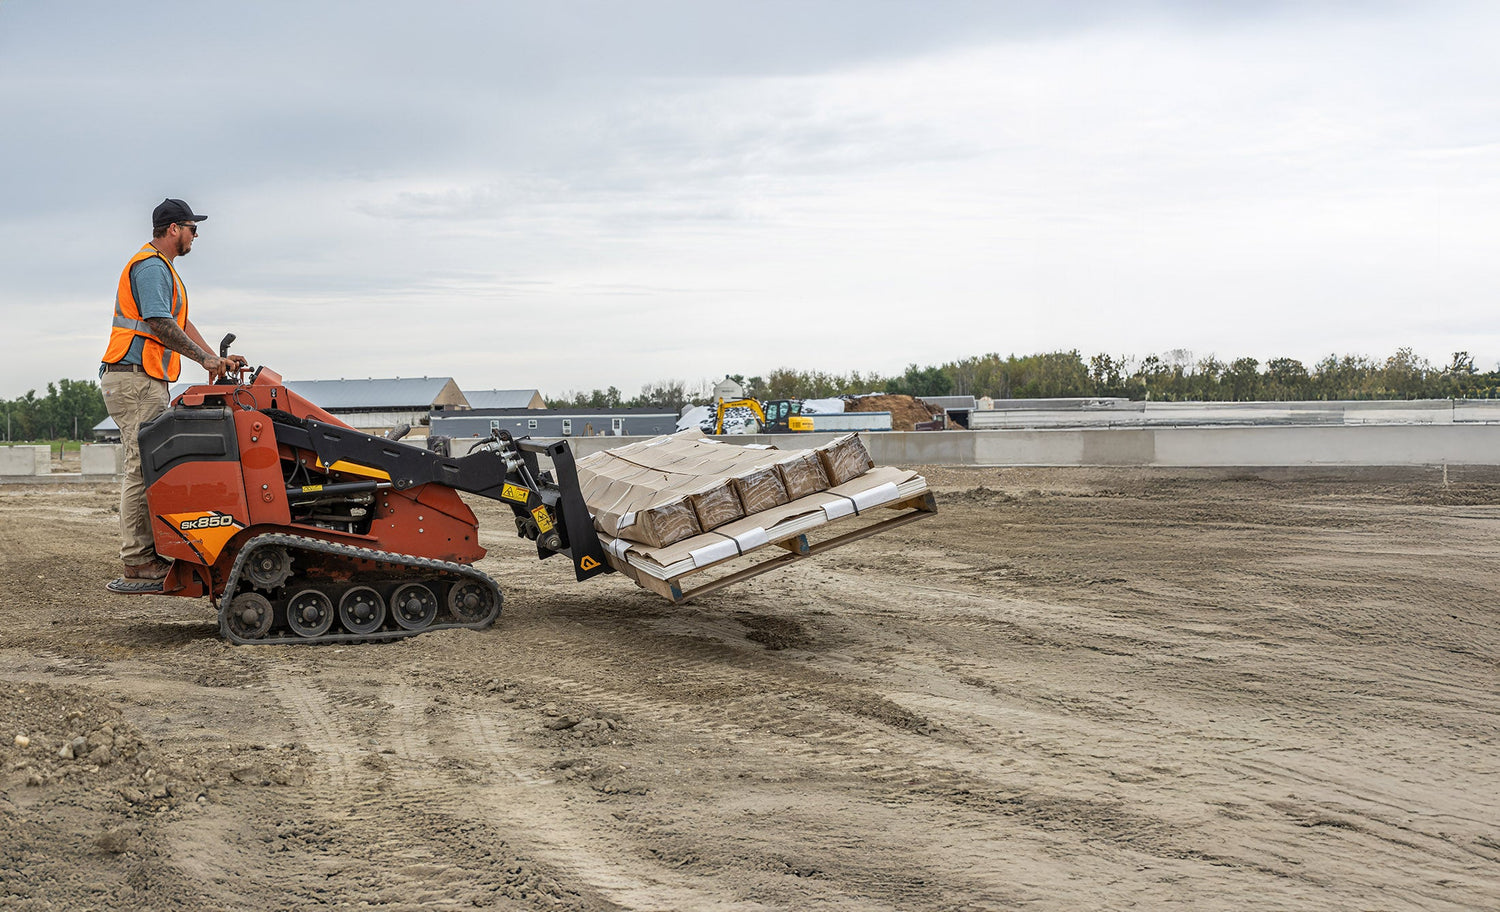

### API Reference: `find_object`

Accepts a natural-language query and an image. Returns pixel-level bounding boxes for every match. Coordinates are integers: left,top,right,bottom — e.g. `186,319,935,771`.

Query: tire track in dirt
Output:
511,606,1206,823
375,681,774,912
515,661,1219,876
450,616,1035,906
660,584,1476,894
269,666,359,792
259,668,622,911
506,564,1496,908
270,667,762,911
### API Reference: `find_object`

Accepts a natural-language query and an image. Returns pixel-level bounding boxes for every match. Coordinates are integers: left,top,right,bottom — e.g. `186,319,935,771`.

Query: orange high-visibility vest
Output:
101,244,189,381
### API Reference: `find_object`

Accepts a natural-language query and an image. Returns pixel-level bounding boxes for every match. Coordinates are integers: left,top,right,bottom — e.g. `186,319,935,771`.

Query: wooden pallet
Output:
607,491,938,603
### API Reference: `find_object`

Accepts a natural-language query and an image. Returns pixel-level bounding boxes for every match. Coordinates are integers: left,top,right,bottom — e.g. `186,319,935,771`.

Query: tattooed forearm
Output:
145,317,211,365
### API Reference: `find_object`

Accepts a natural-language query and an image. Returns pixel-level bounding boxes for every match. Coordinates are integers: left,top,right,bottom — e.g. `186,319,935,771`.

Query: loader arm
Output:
270,415,612,581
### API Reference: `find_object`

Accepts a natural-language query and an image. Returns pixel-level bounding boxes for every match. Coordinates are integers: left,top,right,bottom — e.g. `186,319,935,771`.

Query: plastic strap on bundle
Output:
850,482,899,512
688,537,740,567
733,527,770,552
822,495,859,521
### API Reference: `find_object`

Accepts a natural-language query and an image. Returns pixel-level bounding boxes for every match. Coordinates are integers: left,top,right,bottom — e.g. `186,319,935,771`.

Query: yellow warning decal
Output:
579,556,600,571
160,511,243,564
314,458,391,481
501,483,530,504
300,484,324,493
531,505,554,533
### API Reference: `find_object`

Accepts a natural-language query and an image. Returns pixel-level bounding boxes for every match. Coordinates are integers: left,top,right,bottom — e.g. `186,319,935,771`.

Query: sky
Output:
2,1,1497,399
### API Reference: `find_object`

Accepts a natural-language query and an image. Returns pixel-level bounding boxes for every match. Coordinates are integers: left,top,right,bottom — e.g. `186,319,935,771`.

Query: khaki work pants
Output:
101,370,170,565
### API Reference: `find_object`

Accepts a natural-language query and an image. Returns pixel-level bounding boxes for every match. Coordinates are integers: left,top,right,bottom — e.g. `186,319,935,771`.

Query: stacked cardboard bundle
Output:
577,430,874,548
575,431,928,584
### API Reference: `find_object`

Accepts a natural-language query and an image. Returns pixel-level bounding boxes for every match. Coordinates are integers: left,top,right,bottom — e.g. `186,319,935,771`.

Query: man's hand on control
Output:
204,354,248,376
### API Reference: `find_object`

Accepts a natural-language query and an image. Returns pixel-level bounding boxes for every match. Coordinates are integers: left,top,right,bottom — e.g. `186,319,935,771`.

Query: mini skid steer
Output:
113,338,612,645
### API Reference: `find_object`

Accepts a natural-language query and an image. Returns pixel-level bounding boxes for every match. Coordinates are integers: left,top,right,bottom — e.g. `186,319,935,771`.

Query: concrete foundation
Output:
0,445,50,476
82,444,122,477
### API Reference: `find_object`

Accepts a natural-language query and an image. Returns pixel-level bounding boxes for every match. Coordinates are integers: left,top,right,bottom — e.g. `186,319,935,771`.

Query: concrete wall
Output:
969,398,1500,430
82,444,122,476
555,425,1500,467
11,424,1498,486
0,445,50,475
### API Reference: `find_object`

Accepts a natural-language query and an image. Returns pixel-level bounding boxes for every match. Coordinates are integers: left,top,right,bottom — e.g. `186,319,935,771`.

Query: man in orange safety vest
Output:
100,198,247,590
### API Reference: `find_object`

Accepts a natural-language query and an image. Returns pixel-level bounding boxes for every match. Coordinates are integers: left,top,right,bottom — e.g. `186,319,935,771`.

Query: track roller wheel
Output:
246,546,294,590
286,589,335,638
338,586,386,635
447,579,495,623
228,592,274,639
390,583,439,630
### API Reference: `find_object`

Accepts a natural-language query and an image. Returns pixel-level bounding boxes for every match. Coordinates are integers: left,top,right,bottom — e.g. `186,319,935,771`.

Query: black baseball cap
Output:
152,198,208,229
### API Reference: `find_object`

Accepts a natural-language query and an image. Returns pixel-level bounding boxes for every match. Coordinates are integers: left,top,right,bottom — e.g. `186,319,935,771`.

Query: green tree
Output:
1088,353,1130,397
1377,348,1433,399
1264,358,1311,400
1225,357,1261,401
885,363,954,398
0,379,106,440
633,379,689,411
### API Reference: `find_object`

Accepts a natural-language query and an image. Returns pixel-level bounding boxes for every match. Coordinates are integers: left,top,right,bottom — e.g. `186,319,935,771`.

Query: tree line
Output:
548,348,1495,412
1,379,108,441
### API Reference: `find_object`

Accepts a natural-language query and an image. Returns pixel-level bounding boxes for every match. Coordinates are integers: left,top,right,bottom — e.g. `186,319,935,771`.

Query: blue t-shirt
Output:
113,255,177,367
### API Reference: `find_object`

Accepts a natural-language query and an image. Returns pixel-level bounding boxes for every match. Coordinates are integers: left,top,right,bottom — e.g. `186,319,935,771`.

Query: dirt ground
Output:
2,466,1497,911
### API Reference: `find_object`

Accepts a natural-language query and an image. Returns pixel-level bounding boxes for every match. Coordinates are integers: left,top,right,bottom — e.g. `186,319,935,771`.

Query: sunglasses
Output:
177,222,199,236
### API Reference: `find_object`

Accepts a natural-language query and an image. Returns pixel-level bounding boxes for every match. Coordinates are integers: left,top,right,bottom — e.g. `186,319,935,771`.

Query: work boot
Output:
123,558,171,581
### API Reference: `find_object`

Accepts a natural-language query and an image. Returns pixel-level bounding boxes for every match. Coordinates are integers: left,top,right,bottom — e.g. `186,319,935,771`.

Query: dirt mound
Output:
2,681,172,798
844,394,942,431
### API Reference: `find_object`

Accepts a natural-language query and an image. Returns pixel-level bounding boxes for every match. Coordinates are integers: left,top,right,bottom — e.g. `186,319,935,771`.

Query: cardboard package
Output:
582,469,703,548
732,464,790,514
817,434,875,486
775,450,831,499
686,480,745,530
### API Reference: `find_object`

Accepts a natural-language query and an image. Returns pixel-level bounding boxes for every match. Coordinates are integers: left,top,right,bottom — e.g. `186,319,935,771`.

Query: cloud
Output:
3,1,1498,397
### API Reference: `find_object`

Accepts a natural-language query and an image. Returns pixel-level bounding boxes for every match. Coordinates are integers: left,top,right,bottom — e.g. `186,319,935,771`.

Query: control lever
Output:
214,333,248,386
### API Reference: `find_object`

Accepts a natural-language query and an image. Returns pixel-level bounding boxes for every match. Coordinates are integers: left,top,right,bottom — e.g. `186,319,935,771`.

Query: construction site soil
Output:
2,467,1497,911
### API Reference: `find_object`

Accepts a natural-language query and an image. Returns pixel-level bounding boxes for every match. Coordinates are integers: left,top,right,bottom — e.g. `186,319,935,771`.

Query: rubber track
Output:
219,532,502,646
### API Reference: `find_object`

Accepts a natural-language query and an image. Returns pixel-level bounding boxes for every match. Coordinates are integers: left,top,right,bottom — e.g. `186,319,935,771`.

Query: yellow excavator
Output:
713,398,815,434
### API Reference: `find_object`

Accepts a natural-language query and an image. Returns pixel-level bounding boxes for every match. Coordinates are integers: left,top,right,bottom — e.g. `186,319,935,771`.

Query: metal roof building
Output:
277,377,470,435
97,378,471,438
282,377,468,412
463,389,545,410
